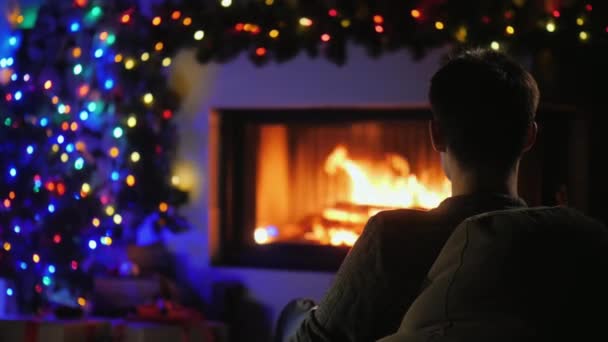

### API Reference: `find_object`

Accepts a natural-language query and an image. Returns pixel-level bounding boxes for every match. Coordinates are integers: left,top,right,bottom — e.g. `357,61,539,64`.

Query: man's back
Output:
293,194,526,341
380,207,608,341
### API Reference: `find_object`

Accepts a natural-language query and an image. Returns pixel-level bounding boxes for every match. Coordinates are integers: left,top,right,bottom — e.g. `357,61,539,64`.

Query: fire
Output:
255,145,451,247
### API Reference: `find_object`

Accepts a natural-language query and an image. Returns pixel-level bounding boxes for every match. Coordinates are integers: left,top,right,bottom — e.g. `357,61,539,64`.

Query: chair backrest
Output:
379,207,608,342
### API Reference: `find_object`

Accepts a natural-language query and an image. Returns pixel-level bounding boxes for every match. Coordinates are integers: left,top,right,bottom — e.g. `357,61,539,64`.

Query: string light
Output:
162,57,172,67
552,10,561,18
155,42,164,51
435,21,445,30
546,21,556,32
341,19,351,28
92,217,100,227
78,297,87,306
113,214,123,224
88,240,97,250
126,175,136,187
576,17,585,26
265,0,274,5
506,25,515,35
221,0,232,7
32,254,40,263
411,9,422,19
152,16,162,26
256,47,267,56
53,234,62,243
194,30,205,40
127,116,137,127
183,17,192,26
375,26,384,33
172,11,182,20
3,242,11,251
373,15,384,24
159,202,169,212
579,31,589,41
299,17,313,27
125,59,135,70
121,13,131,24
143,93,154,104
490,41,500,50
269,29,279,38
109,147,120,158
114,54,123,63
130,152,141,162
321,33,331,42
113,127,124,138
44,80,52,89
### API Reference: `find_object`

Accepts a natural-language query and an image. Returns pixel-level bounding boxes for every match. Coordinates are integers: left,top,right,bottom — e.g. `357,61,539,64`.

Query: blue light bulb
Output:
74,157,84,170
42,276,51,286
40,118,48,127
104,79,114,90
111,171,120,181
79,111,89,121
6,288,13,296
87,102,97,112
26,145,34,154
73,64,83,75
9,167,17,177
94,48,104,58
113,127,123,138
48,204,55,213
14,91,22,101
57,135,65,144
14,225,21,233
48,265,56,274
19,262,27,270
8,36,18,46
88,240,97,250
66,144,75,153
70,22,80,32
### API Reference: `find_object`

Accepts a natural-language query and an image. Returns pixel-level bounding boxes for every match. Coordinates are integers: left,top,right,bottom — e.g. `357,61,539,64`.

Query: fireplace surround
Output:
209,106,588,271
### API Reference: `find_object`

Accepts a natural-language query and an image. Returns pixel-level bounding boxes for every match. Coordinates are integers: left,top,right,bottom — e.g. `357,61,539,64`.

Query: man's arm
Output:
288,211,445,342
291,215,389,341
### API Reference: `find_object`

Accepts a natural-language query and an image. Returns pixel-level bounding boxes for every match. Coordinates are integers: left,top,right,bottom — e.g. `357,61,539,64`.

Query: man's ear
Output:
522,121,538,153
429,120,447,152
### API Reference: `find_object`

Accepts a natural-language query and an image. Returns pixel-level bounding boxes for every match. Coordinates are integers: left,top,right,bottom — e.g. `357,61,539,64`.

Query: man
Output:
278,48,541,341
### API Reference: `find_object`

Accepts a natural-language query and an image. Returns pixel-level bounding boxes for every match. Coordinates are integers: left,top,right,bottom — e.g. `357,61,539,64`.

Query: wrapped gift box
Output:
0,317,111,342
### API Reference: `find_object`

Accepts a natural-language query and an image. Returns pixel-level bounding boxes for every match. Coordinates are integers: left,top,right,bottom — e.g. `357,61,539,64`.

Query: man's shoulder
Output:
371,208,441,234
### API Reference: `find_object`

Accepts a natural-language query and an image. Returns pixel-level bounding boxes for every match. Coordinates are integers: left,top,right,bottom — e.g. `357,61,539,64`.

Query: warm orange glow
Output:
159,202,169,212
254,144,450,247
152,16,162,26
183,17,192,26
171,11,182,20
324,146,450,209
411,9,422,19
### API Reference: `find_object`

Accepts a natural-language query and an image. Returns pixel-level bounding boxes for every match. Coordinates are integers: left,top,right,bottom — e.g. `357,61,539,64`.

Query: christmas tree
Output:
0,0,187,312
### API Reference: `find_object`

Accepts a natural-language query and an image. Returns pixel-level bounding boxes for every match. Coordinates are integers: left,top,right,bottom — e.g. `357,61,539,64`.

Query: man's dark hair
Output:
429,48,540,172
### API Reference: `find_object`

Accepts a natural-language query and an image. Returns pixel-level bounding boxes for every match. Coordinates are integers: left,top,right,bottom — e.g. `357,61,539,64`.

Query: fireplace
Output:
209,107,588,271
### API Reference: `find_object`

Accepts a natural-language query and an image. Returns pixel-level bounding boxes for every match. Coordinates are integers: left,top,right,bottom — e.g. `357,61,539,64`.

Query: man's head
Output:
429,48,539,177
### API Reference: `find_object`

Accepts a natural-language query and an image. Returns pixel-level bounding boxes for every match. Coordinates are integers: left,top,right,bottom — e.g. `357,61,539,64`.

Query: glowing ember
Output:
254,145,451,247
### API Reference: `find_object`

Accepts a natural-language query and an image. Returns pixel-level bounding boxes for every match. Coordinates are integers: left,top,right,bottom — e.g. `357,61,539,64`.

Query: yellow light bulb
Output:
109,147,120,158
269,29,279,38
33,254,40,263
81,183,91,193
130,152,141,162
171,175,181,186
52,144,60,152
435,21,445,30
125,59,135,70
126,175,136,187
159,202,169,212
546,21,556,32
265,0,274,5
194,30,205,40
341,19,351,28
3,242,11,251
92,218,100,227
141,52,150,61
127,116,137,127
77,297,86,306
155,42,164,51
143,93,154,104
576,17,585,26
299,17,313,27
114,54,123,63
490,41,500,51
60,153,69,162
113,214,123,224
579,31,589,41
221,0,232,7
162,57,172,67
506,25,515,35
105,206,115,216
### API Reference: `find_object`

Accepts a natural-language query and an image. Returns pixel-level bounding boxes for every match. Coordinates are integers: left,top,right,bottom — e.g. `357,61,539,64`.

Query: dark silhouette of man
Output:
276,49,608,342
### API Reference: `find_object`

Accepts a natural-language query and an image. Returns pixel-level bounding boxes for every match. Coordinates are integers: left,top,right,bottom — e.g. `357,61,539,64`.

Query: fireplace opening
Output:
251,121,451,248
210,107,588,271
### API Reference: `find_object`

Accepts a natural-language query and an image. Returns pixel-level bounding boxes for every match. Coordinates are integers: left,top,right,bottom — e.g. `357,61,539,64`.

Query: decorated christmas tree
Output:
0,0,187,313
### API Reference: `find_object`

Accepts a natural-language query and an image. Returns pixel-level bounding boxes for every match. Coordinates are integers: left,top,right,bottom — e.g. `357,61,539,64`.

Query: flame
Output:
325,146,450,209
254,145,451,247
